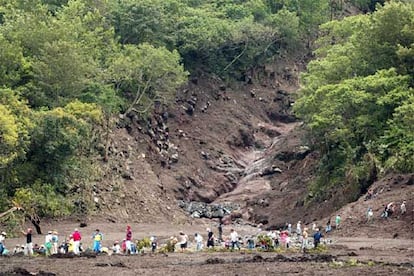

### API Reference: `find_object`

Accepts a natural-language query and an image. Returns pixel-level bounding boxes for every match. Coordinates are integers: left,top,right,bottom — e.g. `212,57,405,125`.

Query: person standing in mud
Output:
67,235,74,253
367,207,374,223
51,231,59,255
21,228,33,256
207,228,215,248
125,225,132,254
72,228,82,255
400,201,406,215
0,231,5,255
326,219,332,233
218,218,223,242
150,236,157,253
313,228,323,248
296,221,302,236
45,231,53,256
194,233,203,251
280,230,289,248
229,229,240,251
92,229,103,253
335,215,341,230
179,231,188,252
301,227,309,252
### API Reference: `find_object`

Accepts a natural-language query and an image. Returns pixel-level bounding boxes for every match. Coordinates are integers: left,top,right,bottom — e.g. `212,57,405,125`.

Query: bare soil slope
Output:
90,58,413,243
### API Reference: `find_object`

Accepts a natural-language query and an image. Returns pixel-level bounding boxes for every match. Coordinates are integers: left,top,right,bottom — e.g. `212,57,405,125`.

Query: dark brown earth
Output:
1,214,414,276
1,219,413,276
93,58,320,226
91,56,413,237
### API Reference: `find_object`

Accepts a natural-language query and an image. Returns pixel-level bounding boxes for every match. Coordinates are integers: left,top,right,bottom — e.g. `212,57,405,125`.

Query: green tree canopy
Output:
294,2,414,200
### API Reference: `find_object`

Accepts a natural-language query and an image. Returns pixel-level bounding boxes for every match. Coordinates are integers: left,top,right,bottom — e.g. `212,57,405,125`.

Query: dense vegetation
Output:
294,1,414,202
0,0,411,225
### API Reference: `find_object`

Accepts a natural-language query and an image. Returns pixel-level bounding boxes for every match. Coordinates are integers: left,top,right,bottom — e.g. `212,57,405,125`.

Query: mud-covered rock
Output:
178,200,239,219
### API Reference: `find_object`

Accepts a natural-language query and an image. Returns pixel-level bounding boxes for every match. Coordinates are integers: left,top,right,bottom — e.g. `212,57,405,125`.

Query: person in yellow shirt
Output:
92,229,103,253
68,235,74,253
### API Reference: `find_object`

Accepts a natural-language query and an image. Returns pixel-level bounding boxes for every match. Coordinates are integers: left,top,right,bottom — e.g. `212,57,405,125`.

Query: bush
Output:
256,234,274,251
13,181,72,218
136,237,151,252
159,239,177,253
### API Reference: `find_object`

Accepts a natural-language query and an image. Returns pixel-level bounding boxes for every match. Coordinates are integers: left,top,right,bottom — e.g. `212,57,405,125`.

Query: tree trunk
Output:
27,214,42,234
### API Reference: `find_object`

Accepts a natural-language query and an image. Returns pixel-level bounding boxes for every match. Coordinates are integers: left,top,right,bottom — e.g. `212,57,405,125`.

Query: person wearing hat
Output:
71,228,82,255
45,230,53,256
22,228,33,256
51,231,59,254
0,231,6,255
112,240,121,254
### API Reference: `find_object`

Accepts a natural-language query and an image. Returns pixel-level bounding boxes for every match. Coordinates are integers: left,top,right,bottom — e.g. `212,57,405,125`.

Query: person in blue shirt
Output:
313,228,323,248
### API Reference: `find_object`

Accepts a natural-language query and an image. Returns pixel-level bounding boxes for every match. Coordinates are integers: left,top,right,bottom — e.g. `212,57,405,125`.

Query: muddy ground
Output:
0,241,412,276
0,221,413,276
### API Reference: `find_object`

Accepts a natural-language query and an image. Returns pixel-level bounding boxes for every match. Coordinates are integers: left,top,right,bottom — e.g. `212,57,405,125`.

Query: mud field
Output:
0,221,413,276
0,248,413,276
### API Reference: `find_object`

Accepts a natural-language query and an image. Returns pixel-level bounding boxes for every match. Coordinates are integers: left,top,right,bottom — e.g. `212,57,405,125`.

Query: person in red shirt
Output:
125,225,132,254
72,228,82,255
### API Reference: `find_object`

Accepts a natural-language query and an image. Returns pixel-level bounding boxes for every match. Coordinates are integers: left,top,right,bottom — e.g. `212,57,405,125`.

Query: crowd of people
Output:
0,221,336,257
0,227,120,257
0,198,408,257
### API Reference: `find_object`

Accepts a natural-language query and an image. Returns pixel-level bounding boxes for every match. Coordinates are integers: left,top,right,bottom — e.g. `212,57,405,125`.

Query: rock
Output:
266,111,297,123
170,153,179,163
274,146,311,162
200,151,209,159
121,171,134,180
260,166,282,177
185,105,194,115
191,211,201,218
179,201,239,219
206,257,225,264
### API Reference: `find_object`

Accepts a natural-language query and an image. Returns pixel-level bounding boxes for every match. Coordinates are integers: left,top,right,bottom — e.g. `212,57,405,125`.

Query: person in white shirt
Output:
0,232,6,255
230,229,239,251
45,231,53,256
194,233,203,251
296,221,302,236
367,207,374,223
112,241,121,254
401,201,407,215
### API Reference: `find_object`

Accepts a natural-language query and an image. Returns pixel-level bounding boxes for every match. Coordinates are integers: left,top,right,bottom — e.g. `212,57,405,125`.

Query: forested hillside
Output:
0,0,412,230
294,1,414,202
